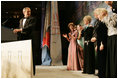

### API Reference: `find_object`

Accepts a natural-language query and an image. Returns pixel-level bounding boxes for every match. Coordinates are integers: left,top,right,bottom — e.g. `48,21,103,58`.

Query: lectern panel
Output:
1,40,33,78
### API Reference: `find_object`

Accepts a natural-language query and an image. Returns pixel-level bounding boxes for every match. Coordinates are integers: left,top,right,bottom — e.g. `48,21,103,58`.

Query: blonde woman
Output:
99,8,117,78
92,8,108,78
82,15,95,74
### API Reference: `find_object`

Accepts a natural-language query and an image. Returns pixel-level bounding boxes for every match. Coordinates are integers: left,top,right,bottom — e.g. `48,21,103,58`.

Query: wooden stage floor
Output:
33,65,98,78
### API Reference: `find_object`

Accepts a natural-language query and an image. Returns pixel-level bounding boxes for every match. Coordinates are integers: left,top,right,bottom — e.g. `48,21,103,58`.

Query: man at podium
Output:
13,7,36,40
13,7,36,75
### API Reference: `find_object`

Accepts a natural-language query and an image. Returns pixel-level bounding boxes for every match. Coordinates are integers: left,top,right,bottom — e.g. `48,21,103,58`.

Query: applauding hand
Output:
100,42,104,51
91,37,96,42
62,34,67,38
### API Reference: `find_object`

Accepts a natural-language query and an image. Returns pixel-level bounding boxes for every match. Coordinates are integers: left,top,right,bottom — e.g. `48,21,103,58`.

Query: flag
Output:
41,2,51,65
41,2,46,48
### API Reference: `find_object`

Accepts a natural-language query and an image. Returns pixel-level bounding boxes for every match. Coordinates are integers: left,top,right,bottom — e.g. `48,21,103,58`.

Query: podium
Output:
1,40,33,78
1,26,17,42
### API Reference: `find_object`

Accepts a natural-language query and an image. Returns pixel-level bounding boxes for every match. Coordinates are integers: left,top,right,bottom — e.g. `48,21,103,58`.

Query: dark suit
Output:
17,16,36,40
17,16,37,75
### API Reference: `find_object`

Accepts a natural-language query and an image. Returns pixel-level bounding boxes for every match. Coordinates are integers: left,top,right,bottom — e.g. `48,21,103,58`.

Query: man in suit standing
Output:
13,7,36,75
13,7,36,40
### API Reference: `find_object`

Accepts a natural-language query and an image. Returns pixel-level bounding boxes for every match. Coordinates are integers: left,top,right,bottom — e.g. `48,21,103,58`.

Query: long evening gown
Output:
82,25,95,74
96,21,107,78
67,30,80,71
77,33,84,70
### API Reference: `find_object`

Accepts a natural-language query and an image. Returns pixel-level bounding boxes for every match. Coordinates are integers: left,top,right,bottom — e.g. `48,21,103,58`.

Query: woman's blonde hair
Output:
100,8,108,16
83,15,92,23
94,8,108,16
94,8,108,20
94,8,102,15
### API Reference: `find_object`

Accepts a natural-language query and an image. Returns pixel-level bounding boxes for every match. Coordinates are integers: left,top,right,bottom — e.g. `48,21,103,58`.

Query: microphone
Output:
10,28,14,31
2,18,10,26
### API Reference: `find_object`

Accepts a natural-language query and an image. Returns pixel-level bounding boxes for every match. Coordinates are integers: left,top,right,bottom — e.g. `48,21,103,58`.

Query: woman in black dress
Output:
91,8,108,78
82,15,95,74
97,20,108,78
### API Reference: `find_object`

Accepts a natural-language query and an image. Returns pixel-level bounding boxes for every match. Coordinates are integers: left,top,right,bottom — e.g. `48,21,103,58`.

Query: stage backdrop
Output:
50,1,63,65
71,1,107,24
